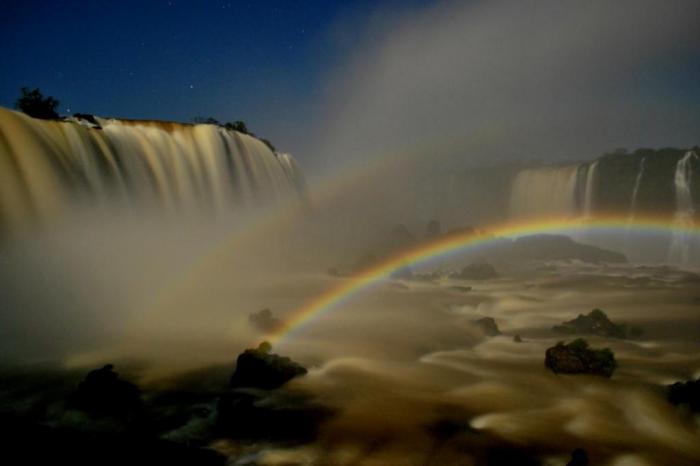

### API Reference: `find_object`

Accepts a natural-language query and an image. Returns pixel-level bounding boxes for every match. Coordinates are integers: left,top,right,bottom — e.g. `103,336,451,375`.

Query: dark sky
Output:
0,0,431,151
2,0,699,166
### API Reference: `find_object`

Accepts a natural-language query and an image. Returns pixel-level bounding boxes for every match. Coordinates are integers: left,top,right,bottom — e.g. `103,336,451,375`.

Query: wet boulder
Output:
70,364,142,417
474,317,501,336
545,339,617,377
553,309,630,339
230,342,307,390
567,448,589,466
667,377,700,412
216,388,333,443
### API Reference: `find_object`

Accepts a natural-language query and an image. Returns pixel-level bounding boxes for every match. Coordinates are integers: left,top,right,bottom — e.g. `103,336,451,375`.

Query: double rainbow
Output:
268,215,699,345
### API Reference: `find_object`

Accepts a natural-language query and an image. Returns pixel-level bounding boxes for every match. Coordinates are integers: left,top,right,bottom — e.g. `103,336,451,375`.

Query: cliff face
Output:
593,148,699,216
504,147,699,220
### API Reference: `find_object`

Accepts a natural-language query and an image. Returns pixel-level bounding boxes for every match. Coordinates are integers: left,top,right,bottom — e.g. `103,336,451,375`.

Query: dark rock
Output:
248,308,281,333
451,262,499,280
512,234,627,263
474,317,501,336
70,365,142,418
667,377,700,412
0,413,225,466
425,219,442,239
545,339,617,377
230,342,307,389
327,267,341,277
567,448,589,466
513,334,523,343
216,388,333,443
553,308,629,339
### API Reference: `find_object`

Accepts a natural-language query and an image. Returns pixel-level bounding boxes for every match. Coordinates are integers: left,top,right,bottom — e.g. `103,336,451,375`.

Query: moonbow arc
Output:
267,215,700,345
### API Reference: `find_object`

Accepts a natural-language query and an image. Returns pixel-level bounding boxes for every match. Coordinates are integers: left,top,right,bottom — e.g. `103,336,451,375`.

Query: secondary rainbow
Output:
268,214,700,345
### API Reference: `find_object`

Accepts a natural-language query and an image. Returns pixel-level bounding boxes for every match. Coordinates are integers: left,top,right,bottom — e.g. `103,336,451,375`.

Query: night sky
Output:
2,0,699,165
0,0,431,152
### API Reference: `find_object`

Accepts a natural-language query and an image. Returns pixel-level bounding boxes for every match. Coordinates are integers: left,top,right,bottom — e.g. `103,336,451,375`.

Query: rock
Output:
567,448,589,466
474,317,501,336
425,219,441,239
667,377,700,412
70,364,142,417
216,388,333,443
327,267,341,277
553,308,630,339
513,334,523,343
230,342,307,389
545,339,617,377
511,234,627,263
451,262,499,280
248,308,281,333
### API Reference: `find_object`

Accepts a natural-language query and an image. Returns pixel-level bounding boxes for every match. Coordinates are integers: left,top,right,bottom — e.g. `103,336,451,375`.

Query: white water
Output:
582,160,598,218
629,157,646,214
668,151,698,263
508,165,580,218
0,108,305,231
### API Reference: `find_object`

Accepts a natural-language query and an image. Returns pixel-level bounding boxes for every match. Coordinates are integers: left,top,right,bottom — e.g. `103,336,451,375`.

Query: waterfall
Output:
582,161,598,218
623,157,646,260
668,150,698,263
0,108,306,231
629,157,645,215
508,165,580,218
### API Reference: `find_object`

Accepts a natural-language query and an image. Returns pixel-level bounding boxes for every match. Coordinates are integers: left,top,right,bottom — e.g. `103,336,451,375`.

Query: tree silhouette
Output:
15,87,60,119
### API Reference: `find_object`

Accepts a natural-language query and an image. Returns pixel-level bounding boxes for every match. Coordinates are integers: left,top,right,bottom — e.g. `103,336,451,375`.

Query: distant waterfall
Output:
0,108,306,231
668,151,698,263
509,165,580,218
629,157,646,215
582,161,598,218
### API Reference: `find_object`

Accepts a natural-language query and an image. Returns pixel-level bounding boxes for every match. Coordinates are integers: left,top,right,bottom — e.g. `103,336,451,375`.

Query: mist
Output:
304,0,700,177
1,1,700,465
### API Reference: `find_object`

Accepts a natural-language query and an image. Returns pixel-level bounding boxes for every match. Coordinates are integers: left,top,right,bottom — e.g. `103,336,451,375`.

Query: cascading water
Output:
508,165,580,218
629,157,645,214
0,108,306,232
623,157,646,259
582,160,598,218
668,151,698,263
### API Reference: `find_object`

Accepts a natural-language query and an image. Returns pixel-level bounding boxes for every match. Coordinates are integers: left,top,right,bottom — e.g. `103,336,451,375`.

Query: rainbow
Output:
268,214,699,345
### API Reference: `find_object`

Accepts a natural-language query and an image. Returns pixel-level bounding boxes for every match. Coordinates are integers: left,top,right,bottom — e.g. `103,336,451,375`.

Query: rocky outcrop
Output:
667,377,700,412
553,309,632,339
451,262,499,280
511,235,627,263
545,339,617,377
567,448,589,466
70,364,142,417
219,342,331,442
474,317,501,336
230,342,307,390
216,389,333,443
